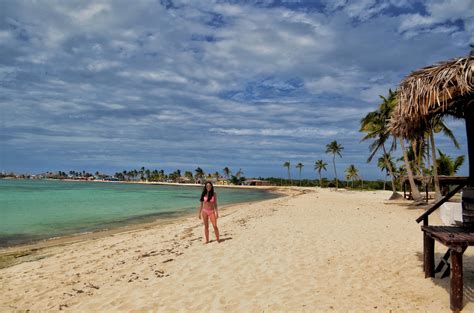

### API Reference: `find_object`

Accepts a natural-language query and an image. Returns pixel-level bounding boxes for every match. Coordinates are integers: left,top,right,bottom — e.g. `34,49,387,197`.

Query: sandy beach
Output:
1,187,473,311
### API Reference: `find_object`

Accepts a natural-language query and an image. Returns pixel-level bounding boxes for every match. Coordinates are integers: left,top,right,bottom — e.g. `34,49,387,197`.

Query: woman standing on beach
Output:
198,182,220,243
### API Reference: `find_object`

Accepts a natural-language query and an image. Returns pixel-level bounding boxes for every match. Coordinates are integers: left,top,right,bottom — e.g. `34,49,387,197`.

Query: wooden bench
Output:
421,226,474,311
416,180,471,312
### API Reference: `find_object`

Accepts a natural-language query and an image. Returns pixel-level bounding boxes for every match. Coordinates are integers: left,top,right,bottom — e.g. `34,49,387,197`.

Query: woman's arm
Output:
214,193,218,218
198,201,203,219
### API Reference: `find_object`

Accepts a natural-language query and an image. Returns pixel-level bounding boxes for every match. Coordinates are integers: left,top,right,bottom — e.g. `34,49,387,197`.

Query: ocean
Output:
0,179,279,247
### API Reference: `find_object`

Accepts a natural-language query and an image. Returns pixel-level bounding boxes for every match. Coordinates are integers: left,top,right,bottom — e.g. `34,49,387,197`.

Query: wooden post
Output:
450,248,464,312
424,233,435,278
426,184,429,203
465,109,474,187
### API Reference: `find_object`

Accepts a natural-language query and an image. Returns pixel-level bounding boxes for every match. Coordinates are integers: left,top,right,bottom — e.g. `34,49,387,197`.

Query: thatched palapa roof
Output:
390,55,473,138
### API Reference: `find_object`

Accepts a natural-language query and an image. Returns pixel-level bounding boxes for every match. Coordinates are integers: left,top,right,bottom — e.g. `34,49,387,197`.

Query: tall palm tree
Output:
314,160,327,187
345,164,360,188
325,141,343,189
296,163,304,186
283,161,291,186
360,90,401,199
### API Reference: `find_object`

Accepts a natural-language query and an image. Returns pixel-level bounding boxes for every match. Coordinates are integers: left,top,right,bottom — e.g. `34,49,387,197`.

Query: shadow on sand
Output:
415,251,474,307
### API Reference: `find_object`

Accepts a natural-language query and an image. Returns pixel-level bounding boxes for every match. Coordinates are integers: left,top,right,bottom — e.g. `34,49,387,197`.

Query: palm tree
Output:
360,90,401,199
159,169,165,181
325,141,343,189
314,160,327,187
235,168,243,179
377,154,395,190
283,161,291,186
425,115,460,199
184,171,194,182
194,167,204,182
223,167,231,179
345,164,360,188
400,138,424,202
296,163,304,186
436,149,465,176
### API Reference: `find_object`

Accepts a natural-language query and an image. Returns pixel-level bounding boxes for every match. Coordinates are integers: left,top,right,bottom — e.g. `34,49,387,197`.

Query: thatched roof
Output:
390,55,473,138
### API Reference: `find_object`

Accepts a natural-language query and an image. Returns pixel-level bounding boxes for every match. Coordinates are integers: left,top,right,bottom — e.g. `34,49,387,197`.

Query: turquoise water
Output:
0,179,279,247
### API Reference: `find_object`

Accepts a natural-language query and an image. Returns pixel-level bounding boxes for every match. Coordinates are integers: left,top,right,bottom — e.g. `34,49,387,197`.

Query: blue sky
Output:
1,0,473,179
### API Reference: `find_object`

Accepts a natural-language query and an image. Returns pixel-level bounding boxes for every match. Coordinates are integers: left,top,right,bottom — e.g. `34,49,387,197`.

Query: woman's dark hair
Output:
200,181,214,202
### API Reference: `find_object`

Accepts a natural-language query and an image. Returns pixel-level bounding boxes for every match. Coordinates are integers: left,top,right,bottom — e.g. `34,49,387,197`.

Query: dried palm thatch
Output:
390,55,473,138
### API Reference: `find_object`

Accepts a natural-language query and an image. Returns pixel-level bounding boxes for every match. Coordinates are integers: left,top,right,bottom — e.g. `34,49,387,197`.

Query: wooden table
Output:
422,226,474,312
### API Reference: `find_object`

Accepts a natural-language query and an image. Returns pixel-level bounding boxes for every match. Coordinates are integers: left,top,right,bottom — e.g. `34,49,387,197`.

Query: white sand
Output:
1,187,473,311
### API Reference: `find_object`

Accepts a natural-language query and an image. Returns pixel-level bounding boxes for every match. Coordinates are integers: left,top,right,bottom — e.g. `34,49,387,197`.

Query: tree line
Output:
281,89,464,196
360,89,464,201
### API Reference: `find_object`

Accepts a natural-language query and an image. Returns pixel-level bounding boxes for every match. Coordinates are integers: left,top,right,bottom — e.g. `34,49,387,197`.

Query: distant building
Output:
243,179,272,186
176,176,191,183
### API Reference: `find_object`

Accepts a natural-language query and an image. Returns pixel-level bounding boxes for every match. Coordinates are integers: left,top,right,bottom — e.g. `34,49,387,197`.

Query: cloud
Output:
210,126,342,138
399,0,474,35
0,0,470,179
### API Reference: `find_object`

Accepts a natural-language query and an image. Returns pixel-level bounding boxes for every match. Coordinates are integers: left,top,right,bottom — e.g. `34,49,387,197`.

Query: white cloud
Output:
69,3,111,23
118,70,188,84
86,60,121,72
210,127,342,138
0,30,13,43
359,83,395,103
399,0,474,34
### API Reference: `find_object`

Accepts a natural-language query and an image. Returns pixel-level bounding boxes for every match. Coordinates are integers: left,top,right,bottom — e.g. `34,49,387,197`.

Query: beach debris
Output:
154,269,168,278
162,258,174,263
59,304,68,310
138,250,159,259
236,218,247,227
127,273,140,282
85,282,99,290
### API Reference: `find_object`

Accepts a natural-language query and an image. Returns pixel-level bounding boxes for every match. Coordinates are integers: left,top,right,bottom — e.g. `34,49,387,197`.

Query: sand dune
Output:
2,187,473,311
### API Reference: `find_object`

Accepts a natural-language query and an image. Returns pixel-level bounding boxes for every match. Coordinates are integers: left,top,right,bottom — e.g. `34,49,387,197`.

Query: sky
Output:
1,0,473,180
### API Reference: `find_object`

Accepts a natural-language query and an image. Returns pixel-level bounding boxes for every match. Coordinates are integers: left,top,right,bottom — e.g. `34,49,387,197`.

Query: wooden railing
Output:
416,181,469,226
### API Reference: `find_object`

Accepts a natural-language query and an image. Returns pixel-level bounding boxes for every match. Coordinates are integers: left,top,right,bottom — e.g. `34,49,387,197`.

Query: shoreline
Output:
0,187,288,269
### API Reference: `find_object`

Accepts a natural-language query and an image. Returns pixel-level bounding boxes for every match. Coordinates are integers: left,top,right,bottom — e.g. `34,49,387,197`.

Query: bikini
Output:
202,195,215,217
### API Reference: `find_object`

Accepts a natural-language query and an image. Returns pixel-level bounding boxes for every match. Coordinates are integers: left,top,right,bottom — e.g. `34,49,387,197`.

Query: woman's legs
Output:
202,212,210,243
209,213,220,242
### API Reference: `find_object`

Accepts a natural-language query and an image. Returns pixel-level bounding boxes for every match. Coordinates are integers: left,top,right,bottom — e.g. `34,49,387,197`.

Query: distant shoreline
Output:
1,177,278,190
